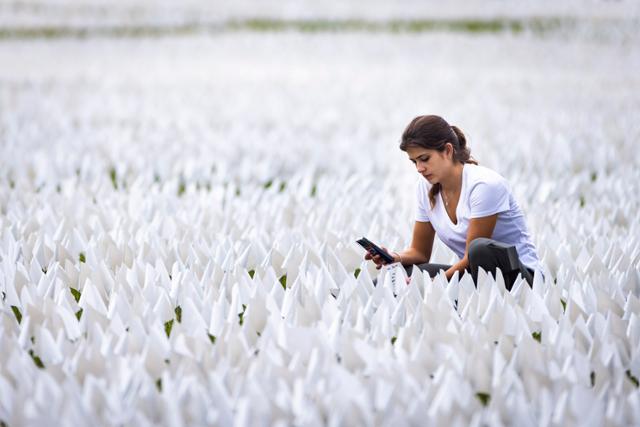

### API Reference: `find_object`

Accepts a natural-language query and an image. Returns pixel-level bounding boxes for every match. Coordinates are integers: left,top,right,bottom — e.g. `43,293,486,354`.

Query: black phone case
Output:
356,237,395,264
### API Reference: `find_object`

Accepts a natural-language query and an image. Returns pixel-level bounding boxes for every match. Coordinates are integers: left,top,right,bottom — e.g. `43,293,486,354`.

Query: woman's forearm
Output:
393,248,430,266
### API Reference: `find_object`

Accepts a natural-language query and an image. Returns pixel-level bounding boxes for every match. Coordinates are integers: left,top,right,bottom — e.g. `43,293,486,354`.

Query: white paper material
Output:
1,17,639,426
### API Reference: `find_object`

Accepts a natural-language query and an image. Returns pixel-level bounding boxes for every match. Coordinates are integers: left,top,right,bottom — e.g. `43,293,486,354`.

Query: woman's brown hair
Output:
400,115,477,207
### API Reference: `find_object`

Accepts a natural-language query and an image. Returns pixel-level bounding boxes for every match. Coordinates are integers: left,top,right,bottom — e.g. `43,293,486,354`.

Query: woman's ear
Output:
445,142,454,160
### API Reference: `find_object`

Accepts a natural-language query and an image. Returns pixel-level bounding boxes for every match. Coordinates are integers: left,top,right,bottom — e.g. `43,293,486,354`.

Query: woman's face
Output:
406,145,453,184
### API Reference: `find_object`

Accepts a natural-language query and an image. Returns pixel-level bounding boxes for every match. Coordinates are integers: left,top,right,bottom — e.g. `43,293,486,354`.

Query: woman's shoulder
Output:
464,164,512,200
465,163,507,185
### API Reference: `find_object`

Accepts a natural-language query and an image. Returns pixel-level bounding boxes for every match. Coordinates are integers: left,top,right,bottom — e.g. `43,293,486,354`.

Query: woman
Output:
366,115,541,290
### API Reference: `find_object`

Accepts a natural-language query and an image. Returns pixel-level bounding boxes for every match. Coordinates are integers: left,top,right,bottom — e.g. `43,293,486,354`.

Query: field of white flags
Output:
1,1,640,425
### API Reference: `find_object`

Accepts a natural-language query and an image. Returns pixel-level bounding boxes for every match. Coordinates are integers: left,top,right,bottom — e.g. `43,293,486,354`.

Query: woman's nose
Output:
416,162,426,173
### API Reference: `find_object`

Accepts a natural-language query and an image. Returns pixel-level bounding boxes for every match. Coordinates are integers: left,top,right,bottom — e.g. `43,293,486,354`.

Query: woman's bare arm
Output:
397,221,435,265
366,221,435,268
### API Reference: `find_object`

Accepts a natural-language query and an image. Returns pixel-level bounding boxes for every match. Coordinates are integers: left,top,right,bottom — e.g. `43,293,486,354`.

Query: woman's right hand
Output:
364,247,399,270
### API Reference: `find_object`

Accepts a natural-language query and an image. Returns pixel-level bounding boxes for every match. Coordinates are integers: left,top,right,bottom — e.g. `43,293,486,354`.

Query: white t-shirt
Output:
415,164,541,271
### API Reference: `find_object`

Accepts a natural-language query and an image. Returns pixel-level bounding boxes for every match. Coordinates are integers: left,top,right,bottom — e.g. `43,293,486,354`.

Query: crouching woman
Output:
367,115,541,290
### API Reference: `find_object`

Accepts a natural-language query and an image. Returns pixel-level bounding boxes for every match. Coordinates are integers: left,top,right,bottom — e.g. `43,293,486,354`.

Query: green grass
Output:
229,18,560,34
109,167,118,190
532,331,542,343
0,17,572,41
177,181,186,196
476,392,491,406
279,275,287,290
70,287,81,302
163,307,183,338
627,370,639,388
164,319,174,338
11,306,22,324
354,268,361,278
238,304,247,325
78,252,86,263
28,349,45,369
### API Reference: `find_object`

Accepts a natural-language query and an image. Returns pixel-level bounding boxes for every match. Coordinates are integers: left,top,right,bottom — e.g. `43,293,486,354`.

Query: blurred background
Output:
1,0,639,256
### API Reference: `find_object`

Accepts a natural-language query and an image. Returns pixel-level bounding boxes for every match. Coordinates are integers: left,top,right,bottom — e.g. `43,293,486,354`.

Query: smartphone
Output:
356,237,395,264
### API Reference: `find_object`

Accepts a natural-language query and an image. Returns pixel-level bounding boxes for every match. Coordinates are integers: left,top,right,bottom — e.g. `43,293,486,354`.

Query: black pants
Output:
405,238,534,291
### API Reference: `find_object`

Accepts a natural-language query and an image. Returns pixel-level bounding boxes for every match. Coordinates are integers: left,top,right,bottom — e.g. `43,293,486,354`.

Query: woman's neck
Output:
440,162,464,194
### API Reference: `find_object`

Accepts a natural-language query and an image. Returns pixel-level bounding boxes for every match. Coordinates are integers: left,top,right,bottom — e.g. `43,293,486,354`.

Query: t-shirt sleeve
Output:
415,180,431,222
469,180,510,218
